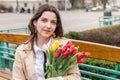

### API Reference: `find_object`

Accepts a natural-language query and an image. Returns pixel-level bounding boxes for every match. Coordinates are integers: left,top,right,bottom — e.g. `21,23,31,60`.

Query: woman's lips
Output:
44,30,51,33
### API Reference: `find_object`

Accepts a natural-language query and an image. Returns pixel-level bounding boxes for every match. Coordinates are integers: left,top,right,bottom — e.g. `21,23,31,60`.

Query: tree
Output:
92,0,97,7
69,0,74,8
80,0,85,8
100,0,108,10
69,0,81,9
16,0,19,12
45,0,49,2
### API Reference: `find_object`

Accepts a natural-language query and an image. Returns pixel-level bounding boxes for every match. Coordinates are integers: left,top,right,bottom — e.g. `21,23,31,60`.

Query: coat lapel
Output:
23,42,37,80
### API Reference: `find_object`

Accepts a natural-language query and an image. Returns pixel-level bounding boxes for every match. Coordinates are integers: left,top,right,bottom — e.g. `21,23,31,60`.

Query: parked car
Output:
91,6,103,11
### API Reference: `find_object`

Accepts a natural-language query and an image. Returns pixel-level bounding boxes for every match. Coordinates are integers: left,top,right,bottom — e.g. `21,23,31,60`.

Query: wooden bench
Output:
0,33,120,80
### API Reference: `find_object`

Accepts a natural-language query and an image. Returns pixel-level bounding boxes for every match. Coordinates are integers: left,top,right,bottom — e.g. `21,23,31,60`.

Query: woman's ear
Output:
33,20,37,33
33,20,37,27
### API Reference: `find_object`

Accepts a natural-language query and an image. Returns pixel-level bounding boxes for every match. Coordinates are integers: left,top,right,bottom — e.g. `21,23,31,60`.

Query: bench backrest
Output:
1,33,120,62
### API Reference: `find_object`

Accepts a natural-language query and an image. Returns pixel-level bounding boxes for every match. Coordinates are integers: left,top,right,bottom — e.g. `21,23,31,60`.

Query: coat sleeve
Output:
63,64,81,80
12,46,26,80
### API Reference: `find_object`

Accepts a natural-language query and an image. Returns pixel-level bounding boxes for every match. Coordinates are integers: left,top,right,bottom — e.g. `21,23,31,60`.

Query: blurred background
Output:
0,0,120,33
0,0,120,13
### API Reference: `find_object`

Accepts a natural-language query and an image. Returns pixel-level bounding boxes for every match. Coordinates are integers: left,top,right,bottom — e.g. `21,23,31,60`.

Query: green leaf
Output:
54,54,63,69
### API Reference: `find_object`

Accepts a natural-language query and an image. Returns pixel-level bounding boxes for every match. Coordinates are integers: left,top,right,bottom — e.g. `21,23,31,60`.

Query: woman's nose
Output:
46,22,51,28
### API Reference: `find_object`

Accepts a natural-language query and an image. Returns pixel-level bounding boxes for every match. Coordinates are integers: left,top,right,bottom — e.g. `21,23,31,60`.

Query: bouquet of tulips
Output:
45,40,90,78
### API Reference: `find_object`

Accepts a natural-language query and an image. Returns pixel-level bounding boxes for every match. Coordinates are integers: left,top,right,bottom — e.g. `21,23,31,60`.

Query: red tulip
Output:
72,50,77,54
70,45,75,49
62,45,67,53
69,45,77,54
76,52,85,60
66,41,73,48
62,51,69,58
77,59,84,63
69,45,75,52
84,52,90,57
54,49,62,58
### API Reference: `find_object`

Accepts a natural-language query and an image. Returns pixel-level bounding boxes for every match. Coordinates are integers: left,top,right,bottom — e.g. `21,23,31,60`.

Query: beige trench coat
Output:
12,38,81,80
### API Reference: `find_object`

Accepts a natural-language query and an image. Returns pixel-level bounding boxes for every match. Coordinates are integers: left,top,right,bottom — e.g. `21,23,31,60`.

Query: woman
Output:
13,4,81,80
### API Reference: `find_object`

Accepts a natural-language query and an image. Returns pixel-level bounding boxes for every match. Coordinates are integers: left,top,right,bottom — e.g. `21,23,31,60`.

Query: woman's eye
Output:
51,21,57,25
41,19,47,22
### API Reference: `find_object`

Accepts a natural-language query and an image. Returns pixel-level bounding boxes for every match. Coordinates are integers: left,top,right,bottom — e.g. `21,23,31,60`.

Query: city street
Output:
0,10,120,33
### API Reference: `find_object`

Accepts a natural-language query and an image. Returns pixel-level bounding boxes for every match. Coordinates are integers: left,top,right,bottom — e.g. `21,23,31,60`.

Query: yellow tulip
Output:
54,40,59,48
51,40,60,52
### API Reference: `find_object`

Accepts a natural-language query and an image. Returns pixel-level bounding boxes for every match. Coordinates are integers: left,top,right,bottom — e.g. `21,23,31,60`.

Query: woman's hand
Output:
46,77,57,80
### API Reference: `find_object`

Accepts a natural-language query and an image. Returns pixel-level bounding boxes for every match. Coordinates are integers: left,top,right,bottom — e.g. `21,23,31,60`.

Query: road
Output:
0,10,120,33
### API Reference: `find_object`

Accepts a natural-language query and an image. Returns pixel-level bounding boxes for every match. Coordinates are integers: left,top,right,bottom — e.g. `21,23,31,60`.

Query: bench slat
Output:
79,64,120,75
0,33,29,45
72,39,120,62
80,70,117,80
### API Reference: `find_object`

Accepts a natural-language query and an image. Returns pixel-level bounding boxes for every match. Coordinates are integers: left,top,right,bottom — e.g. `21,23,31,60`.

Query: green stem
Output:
62,55,77,71
54,54,62,69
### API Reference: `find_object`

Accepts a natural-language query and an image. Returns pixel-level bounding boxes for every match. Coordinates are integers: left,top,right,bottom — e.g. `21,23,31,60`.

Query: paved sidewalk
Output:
0,10,120,33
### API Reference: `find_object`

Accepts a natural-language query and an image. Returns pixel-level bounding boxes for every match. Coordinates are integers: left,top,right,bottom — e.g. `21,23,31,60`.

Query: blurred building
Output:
0,0,44,13
111,0,120,8
0,0,71,13
0,0,120,13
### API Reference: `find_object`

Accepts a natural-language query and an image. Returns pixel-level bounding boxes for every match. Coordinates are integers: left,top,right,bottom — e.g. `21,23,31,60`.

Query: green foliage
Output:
65,24,120,47
64,31,79,40
78,24,120,47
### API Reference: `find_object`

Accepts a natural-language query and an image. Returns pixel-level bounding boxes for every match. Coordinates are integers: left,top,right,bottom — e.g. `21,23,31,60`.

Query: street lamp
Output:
65,0,67,11
16,0,19,12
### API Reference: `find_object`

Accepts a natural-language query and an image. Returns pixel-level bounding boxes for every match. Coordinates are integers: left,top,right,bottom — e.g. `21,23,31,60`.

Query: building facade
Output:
0,0,120,13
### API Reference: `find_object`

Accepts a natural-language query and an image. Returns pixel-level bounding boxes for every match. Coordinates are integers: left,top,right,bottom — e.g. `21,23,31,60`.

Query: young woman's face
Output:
34,11,57,39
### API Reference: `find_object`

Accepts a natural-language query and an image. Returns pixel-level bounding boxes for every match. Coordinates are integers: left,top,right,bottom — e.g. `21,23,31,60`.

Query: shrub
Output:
78,24,120,47
64,31,79,40
64,24,120,47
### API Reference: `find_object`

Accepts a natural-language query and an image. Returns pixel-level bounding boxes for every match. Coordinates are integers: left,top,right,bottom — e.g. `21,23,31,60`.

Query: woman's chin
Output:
42,34,51,38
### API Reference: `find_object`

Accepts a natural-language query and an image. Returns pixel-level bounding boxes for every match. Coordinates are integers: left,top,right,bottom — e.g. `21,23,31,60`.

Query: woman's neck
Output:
36,37,50,48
